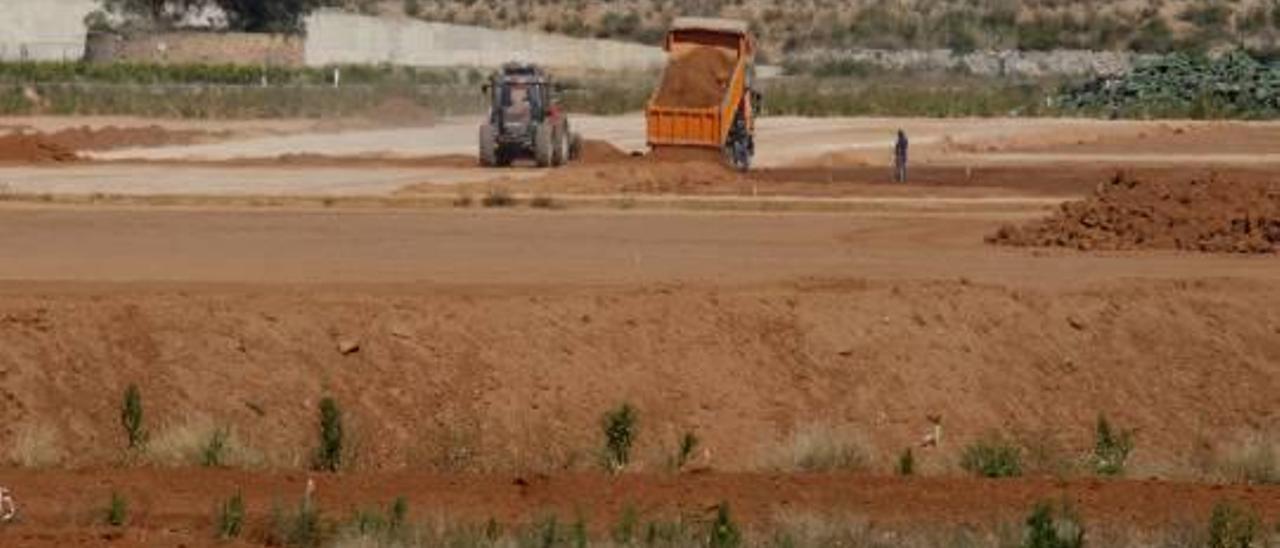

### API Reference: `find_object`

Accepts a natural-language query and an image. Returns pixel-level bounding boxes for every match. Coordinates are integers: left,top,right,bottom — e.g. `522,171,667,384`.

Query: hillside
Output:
391,0,1280,60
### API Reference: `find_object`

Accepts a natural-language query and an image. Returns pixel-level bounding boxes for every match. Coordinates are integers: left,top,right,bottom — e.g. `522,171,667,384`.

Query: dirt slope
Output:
2,278,1278,476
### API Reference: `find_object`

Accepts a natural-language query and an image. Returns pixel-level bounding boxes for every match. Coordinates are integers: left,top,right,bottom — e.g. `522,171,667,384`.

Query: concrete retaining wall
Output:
304,10,666,71
0,0,96,61
87,32,303,66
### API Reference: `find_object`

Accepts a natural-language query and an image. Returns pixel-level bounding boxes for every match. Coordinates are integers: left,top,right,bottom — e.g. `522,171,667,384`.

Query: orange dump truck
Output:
645,17,759,171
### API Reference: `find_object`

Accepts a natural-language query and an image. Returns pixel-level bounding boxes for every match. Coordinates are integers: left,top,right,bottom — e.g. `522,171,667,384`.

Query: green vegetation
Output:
216,491,246,539
201,426,230,468
1023,500,1084,548
1207,501,1259,548
709,503,743,548
602,403,638,472
270,498,325,547
1090,414,1134,476
1059,51,1280,119
98,0,345,33
106,491,129,527
778,425,869,473
337,497,410,545
961,433,1023,478
897,448,915,476
313,397,344,473
675,431,699,469
120,384,146,451
481,188,516,208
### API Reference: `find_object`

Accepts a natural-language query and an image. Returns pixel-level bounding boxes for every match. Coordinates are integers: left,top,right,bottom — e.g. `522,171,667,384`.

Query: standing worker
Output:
893,129,909,183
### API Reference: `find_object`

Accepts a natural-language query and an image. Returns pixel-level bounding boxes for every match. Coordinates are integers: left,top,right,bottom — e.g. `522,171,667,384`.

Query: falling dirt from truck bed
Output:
988,172,1280,253
652,45,737,109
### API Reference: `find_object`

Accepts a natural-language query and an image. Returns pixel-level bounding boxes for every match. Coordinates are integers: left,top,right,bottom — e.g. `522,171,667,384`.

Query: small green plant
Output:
708,503,742,548
1091,414,1134,476
271,498,323,547
201,426,230,467
120,384,146,450
106,491,128,527
961,433,1022,478
676,432,699,469
897,448,915,476
216,491,245,539
602,403,637,472
1207,501,1258,548
1023,500,1084,548
314,397,344,472
612,504,639,544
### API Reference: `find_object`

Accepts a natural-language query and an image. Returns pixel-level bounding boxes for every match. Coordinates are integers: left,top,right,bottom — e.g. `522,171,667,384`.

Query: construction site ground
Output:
0,115,1278,546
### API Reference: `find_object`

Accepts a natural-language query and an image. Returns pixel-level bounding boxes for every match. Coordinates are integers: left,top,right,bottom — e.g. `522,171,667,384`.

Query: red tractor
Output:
479,62,579,167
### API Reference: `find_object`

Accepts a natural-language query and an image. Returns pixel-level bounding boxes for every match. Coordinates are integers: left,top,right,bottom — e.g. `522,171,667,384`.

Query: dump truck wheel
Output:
534,125,554,167
479,124,498,167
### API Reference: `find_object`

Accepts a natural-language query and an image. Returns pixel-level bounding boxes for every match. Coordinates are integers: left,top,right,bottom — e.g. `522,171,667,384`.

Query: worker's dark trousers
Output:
894,161,907,183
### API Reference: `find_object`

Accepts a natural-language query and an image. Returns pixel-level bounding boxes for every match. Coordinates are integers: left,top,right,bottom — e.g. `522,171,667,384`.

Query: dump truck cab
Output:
480,62,576,167
646,17,759,171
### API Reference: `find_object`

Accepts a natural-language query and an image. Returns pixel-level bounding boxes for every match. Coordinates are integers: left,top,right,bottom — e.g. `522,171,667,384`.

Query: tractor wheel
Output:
479,124,498,167
568,132,582,162
551,125,567,167
534,124,554,167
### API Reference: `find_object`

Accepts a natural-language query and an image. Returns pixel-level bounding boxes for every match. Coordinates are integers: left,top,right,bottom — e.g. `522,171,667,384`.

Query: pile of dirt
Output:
989,172,1280,253
0,133,78,163
651,46,737,108
42,125,216,151
575,139,632,164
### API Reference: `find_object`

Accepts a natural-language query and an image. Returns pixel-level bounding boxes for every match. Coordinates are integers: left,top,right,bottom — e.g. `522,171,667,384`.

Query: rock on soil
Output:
651,46,737,109
988,172,1280,253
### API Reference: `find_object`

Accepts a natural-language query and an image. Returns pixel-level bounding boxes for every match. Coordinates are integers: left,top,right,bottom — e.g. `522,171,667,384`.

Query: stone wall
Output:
303,10,666,71
87,32,303,66
0,0,96,61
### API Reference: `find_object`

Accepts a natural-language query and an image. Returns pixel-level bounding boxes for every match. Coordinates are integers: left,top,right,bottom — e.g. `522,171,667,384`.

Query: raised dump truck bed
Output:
646,17,758,171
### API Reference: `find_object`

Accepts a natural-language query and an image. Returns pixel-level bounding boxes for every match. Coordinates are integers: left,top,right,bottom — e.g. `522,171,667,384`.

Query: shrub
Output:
1091,414,1134,476
201,426,230,468
120,384,146,450
1024,500,1084,548
675,432,699,469
602,403,637,472
107,491,128,526
612,504,639,544
481,188,516,208
270,498,325,547
529,195,559,209
708,503,742,548
1223,436,1279,484
314,397,344,472
1207,501,1258,548
897,448,915,476
961,434,1022,478
217,492,245,539
779,425,868,472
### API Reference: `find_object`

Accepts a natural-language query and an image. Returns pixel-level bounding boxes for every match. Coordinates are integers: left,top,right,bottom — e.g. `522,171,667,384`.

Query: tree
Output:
98,0,342,33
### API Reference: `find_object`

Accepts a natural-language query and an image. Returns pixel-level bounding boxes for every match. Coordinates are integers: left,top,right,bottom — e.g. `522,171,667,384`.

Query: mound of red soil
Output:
576,139,631,164
989,172,1280,253
651,46,736,109
44,125,214,151
0,133,78,163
